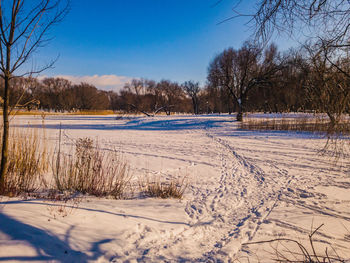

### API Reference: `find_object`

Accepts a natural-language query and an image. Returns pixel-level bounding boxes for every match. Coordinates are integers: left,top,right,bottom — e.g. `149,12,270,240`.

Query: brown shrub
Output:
2,128,49,196
139,175,187,199
240,116,350,135
53,137,131,199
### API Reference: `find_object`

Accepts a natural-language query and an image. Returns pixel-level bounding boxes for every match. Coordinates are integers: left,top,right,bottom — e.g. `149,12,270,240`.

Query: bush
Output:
240,116,350,135
243,224,346,262
53,137,131,199
139,175,187,199
2,128,49,196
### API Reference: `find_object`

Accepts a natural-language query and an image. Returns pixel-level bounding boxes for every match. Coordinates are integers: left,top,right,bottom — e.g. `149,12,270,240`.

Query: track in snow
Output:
112,125,295,262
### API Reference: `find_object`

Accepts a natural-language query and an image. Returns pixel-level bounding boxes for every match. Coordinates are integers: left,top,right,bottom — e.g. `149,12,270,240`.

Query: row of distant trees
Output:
4,77,109,112
5,41,349,123
208,41,350,124
2,77,195,114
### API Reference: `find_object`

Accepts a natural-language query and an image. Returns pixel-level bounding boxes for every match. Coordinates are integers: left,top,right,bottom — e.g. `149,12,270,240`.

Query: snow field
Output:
0,114,349,262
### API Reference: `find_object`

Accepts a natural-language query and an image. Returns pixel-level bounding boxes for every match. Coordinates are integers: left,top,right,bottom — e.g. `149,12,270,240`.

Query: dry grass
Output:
243,224,346,262
66,110,115,115
53,137,131,199
7,110,59,116
45,196,82,219
2,128,49,196
3,109,116,116
139,175,188,199
240,116,350,135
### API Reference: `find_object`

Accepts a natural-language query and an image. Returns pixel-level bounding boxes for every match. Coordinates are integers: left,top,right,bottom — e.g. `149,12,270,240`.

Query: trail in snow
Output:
111,122,296,262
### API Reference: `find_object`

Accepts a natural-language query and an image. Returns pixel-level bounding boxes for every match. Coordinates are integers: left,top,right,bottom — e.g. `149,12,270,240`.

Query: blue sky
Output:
29,0,292,91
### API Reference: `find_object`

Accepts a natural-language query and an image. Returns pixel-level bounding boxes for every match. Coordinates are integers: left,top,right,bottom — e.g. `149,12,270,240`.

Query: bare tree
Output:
0,0,69,192
303,45,350,133
182,81,201,114
42,77,72,111
121,79,161,116
156,80,185,115
208,41,280,121
239,0,350,49
236,0,350,129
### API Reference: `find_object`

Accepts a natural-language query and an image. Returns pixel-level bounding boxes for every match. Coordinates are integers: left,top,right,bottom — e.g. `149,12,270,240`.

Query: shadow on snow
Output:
0,198,190,261
15,117,235,131
0,211,111,262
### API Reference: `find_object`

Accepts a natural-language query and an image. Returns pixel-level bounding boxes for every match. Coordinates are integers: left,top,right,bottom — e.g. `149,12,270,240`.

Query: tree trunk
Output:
192,97,198,115
0,75,10,191
236,98,244,122
236,108,243,121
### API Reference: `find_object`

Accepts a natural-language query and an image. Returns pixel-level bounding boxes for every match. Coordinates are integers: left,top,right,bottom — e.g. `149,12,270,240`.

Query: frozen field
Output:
1,114,350,262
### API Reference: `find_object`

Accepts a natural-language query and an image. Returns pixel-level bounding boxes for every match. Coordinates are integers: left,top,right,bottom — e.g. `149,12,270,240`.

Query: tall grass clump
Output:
1,128,49,196
53,137,131,199
240,116,350,135
67,110,115,115
139,175,187,199
243,224,346,262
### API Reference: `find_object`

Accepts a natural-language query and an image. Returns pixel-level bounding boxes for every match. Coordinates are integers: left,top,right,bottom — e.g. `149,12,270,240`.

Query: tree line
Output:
5,41,349,125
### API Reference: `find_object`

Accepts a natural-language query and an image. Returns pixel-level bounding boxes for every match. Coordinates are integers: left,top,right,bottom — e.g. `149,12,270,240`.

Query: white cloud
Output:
40,74,133,92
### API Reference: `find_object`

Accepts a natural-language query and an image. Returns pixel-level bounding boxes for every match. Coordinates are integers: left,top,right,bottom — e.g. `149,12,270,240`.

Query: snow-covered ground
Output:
1,114,350,262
